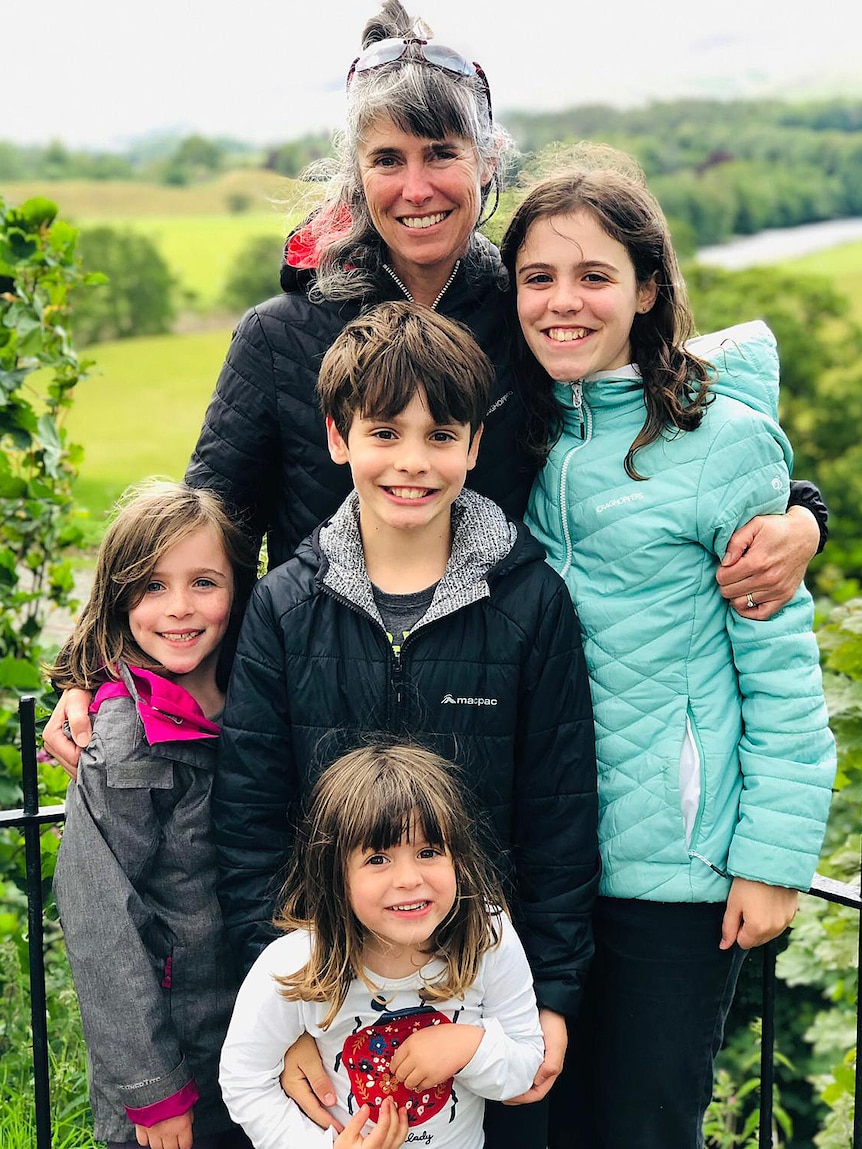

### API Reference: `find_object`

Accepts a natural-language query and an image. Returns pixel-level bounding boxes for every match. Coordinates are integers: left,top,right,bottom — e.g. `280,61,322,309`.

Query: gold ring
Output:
746,592,757,609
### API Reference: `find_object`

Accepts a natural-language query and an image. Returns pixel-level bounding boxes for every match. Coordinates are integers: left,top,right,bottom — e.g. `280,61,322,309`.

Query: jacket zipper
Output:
320,583,419,728
558,381,589,579
391,645,404,710
382,260,460,310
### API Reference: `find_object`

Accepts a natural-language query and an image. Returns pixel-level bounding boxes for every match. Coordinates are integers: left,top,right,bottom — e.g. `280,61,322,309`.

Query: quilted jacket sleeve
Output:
213,577,298,975
696,412,836,891
185,306,281,552
510,572,601,1017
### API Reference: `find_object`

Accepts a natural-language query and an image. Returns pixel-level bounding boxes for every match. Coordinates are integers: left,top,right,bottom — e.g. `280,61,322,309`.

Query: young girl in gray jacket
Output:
51,480,256,1149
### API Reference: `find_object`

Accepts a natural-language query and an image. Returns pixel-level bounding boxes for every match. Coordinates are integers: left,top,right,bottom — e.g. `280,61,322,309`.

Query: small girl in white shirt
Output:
219,742,543,1149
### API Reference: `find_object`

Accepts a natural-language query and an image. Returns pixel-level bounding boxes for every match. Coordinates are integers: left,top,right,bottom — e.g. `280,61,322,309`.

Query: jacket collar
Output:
91,664,220,745
317,487,518,631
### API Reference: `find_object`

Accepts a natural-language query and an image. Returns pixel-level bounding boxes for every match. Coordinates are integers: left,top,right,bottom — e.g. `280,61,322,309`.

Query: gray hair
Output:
298,1,517,301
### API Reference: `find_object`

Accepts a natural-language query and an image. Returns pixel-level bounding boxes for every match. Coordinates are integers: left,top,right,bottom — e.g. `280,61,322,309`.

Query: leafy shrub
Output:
71,226,176,345
220,232,285,314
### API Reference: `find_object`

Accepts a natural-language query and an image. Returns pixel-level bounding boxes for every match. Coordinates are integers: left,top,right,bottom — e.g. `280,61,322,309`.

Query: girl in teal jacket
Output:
500,145,836,1149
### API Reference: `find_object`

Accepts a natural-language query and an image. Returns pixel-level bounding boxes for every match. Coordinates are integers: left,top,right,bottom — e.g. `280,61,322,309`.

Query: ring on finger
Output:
746,592,757,609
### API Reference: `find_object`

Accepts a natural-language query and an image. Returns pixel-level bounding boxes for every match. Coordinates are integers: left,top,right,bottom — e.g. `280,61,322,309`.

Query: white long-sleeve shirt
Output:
219,912,543,1149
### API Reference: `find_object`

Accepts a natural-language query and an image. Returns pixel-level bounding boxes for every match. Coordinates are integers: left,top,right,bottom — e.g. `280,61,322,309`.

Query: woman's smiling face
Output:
515,209,657,381
358,114,491,291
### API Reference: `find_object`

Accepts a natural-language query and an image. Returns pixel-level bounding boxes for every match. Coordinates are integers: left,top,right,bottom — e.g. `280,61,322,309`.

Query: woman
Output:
43,3,825,1143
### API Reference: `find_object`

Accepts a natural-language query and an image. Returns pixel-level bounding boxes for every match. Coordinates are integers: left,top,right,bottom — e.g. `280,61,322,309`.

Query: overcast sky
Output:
6,2,862,151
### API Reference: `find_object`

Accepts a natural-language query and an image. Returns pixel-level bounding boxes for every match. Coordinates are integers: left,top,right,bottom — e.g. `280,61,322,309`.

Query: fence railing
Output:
1,695,860,1149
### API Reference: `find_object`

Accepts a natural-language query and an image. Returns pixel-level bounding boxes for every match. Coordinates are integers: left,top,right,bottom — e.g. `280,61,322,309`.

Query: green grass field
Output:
5,172,309,309
66,327,234,530
87,212,292,310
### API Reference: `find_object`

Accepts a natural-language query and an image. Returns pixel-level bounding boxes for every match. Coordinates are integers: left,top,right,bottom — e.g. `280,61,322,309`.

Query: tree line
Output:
4,95,862,243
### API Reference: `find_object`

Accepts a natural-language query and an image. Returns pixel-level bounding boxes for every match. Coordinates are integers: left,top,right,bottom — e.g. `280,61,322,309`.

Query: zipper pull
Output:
571,381,585,439
392,645,403,706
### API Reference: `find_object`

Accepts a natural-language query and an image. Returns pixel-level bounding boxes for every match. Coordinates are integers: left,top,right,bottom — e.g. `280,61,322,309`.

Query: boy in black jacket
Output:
213,301,599,1127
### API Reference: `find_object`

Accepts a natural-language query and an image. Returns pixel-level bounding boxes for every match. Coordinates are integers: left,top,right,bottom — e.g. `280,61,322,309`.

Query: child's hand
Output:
134,1110,194,1149
389,1023,483,1090
334,1099,408,1149
720,877,799,950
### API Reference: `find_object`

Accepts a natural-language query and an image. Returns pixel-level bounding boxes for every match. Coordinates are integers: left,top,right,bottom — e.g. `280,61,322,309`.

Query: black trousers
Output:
549,897,747,1149
484,1096,549,1149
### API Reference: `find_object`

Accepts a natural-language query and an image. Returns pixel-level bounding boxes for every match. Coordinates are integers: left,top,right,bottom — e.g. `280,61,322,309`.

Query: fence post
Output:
759,938,777,1149
19,694,53,1149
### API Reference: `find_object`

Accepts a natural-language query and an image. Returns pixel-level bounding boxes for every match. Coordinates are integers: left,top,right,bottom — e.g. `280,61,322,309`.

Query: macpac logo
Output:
441,693,498,706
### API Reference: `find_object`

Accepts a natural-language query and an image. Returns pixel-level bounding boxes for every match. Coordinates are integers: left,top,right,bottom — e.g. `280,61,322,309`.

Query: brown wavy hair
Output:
316,300,493,439
47,479,258,692
500,144,713,479
274,742,508,1029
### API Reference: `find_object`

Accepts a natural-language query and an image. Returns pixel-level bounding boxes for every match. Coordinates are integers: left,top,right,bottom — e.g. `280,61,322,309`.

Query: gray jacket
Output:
53,665,239,1142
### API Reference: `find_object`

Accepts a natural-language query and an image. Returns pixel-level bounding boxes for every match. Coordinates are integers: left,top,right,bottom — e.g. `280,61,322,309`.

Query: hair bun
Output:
360,1,432,50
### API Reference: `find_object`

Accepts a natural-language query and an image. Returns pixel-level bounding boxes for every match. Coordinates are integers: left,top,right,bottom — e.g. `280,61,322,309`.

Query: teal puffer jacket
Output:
525,321,836,902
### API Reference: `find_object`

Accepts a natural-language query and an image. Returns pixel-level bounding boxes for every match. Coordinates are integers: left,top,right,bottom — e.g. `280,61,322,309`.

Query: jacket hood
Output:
686,320,780,422
315,487,521,630
568,320,789,469
280,204,354,292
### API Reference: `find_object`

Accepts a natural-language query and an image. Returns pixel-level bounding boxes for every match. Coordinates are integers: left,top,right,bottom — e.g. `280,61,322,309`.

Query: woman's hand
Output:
334,1099,408,1149
720,878,799,950
716,506,820,619
41,688,94,780
503,1007,567,1105
389,1023,483,1090
134,1110,193,1149
280,1031,342,1133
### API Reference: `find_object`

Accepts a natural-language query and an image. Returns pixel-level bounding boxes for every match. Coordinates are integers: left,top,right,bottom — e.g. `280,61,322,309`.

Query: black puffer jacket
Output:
213,489,600,1017
185,241,536,569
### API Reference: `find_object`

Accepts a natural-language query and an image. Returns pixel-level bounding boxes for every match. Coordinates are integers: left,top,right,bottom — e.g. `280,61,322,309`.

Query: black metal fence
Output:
1,694,860,1149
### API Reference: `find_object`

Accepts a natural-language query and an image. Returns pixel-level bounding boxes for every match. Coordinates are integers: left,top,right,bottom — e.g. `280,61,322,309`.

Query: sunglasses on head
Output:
346,37,493,122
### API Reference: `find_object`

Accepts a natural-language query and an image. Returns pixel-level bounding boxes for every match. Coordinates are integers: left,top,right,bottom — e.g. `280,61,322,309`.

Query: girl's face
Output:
357,114,492,292
515,209,658,382
346,817,457,975
128,524,233,690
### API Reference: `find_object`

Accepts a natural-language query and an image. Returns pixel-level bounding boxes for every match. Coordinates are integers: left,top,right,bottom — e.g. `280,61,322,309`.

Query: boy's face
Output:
326,390,482,542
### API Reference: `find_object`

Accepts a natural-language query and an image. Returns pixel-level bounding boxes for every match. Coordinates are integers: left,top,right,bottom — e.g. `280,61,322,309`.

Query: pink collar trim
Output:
91,667,220,744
